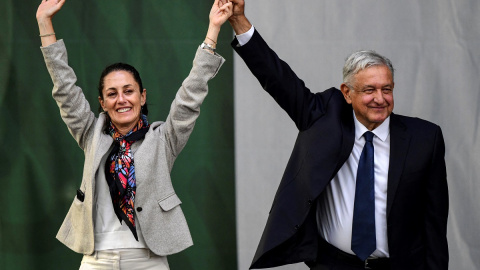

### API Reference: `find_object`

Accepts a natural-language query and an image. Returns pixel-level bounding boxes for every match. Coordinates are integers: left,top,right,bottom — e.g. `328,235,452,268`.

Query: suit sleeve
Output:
232,30,327,131
425,126,449,269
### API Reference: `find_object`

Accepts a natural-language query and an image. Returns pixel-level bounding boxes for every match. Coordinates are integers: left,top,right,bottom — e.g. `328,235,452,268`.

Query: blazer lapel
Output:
95,134,114,164
386,114,410,217
93,115,114,167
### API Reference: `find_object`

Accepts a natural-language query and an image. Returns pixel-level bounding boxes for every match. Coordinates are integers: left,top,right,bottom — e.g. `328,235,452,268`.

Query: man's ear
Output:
98,96,106,111
340,83,353,104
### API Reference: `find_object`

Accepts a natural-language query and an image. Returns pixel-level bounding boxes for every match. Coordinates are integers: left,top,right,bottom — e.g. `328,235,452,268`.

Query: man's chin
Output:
372,112,391,122
369,117,388,125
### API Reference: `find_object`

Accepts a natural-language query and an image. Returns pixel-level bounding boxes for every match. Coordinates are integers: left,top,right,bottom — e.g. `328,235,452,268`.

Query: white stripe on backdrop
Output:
234,1,480,269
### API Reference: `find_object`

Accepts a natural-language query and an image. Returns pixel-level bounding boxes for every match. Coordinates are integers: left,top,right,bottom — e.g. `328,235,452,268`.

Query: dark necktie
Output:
351,131,376,261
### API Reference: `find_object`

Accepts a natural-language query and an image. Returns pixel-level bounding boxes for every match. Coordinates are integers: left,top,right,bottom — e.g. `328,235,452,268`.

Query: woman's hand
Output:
37,0,65,47
209,0,233,28
203,0,233,53
36,0,65,23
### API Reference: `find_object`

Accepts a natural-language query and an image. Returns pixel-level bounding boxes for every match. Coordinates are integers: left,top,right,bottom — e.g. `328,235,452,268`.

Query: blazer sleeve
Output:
425,126,449,269
162,47,225,168
41,40,96,150
232,29,327,131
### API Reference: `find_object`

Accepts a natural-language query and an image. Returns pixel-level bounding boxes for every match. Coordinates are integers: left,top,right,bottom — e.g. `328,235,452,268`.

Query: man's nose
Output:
373,89,386,103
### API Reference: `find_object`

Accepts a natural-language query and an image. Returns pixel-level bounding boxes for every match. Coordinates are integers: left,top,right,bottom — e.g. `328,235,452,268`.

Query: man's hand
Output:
221,0,251,35
221,0,245,22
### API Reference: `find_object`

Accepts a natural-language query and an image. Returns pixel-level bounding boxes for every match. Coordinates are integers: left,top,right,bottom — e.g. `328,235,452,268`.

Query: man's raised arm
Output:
226,0,252,35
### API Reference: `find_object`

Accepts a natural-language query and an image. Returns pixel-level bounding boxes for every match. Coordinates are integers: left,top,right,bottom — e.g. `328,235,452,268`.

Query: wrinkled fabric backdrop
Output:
2,0,480,270
234,1,480,270
1,0,235,269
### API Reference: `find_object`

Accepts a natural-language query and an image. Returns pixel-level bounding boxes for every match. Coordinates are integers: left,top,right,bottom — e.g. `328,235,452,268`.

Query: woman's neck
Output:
114,121,139,135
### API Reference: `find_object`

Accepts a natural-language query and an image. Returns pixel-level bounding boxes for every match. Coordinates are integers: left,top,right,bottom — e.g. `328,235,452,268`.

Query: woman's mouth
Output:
117,108,131,113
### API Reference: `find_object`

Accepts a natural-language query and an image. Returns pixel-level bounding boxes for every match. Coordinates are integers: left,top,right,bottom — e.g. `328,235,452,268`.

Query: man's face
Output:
341,65,394,130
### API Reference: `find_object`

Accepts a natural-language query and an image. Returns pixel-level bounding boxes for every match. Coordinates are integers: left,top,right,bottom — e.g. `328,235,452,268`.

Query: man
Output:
225,1,449,269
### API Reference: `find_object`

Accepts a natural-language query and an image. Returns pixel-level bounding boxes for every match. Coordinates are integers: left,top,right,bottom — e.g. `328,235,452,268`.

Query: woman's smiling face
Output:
99,70,146,135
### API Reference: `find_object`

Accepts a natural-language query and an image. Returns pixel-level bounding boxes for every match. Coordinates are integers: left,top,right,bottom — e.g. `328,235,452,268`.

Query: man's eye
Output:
383,88,393,93
363,89,374,94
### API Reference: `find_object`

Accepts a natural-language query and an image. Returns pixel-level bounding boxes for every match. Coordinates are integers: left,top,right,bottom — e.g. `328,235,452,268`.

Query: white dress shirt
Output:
317,113,390,258
235,25,255,45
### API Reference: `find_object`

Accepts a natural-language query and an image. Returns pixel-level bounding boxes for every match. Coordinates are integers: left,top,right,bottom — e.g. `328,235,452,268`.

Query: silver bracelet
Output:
200,42,216,53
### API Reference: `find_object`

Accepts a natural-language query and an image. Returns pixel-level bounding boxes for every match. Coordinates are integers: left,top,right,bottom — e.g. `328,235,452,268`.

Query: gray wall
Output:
234,1,480,269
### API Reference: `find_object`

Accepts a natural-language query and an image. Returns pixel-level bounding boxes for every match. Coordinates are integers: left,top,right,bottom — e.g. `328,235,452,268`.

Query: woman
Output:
36,0,232,269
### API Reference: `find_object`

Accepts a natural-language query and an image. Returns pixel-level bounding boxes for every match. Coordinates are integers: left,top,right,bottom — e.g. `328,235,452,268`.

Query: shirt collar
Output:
353,111,390,142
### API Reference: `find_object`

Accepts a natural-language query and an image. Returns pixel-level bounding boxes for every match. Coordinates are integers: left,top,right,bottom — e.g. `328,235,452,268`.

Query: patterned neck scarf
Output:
104,114,149,241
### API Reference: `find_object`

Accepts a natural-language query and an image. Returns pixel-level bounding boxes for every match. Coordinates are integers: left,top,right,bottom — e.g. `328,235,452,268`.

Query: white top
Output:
317,112,390,258
93,153,147,250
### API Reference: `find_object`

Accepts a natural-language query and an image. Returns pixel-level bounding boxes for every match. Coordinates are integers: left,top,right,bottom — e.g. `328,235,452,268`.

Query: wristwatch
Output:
201,42,216,53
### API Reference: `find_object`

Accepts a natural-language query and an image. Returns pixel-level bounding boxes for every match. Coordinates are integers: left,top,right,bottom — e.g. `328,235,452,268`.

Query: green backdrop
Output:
0,1,236,269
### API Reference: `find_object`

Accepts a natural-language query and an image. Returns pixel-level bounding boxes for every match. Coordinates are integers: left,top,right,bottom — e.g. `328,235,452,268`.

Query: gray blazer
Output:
41,40,225,256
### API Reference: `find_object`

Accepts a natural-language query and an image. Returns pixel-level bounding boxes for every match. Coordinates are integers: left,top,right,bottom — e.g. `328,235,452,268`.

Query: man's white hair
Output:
343,50,395,85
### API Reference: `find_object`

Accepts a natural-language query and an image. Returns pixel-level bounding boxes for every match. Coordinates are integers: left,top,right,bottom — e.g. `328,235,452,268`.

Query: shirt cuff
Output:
235,25,255,46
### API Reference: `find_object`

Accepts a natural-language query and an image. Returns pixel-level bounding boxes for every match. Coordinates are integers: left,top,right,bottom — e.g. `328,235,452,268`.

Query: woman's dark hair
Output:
97,62,149,115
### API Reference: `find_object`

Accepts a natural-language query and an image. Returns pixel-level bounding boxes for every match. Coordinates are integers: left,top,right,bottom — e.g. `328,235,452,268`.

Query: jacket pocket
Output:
158,193,182,212
70,194,85,230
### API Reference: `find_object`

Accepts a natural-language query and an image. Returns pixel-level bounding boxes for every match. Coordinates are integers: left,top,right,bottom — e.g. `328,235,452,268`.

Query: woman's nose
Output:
117,93,126,103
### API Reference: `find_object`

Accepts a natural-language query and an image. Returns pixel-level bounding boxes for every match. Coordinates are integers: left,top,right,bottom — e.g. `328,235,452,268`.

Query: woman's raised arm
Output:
36,0,65,47
202,0,233,53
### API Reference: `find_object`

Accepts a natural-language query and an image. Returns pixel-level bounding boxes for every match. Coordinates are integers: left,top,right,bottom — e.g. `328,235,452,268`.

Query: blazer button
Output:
307,199,313,205
294,225,299,230
137,207,143,212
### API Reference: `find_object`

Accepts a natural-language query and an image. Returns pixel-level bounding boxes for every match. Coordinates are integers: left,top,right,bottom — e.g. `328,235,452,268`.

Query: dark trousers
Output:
311,238,390,270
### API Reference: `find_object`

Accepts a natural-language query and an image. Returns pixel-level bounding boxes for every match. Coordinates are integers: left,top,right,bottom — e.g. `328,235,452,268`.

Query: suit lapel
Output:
334,103,355,175
340,110,356,171
386,114,410,217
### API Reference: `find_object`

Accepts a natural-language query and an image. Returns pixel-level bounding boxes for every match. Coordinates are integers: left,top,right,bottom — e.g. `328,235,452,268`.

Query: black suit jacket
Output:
232,30,448,270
